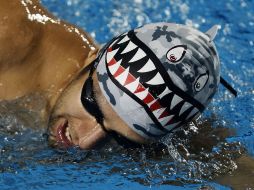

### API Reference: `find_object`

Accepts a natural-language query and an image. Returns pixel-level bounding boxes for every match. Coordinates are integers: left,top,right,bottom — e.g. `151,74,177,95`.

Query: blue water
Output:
1,0,254,189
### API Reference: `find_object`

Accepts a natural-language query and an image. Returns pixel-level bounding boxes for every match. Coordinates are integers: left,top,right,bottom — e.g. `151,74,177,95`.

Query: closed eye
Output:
166,45,187,63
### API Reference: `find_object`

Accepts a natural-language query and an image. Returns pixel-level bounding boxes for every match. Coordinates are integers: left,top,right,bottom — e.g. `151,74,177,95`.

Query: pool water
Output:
1,0,254,189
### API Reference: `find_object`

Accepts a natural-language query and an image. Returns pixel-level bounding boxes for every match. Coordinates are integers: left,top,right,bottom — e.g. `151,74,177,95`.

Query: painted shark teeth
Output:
146,72,164,85
105,37,201,132
121,41,137,54
115,67,130,85
170,95,183,110
135,88,149,100
117,35,130,44
147,98,158,107
109,39,118,48
186,107,199,120
150,100,162,111
108,59,122,75
123,73,135,86
165,121,181,131
137,59,156,73
113,66,125,78
158,87,172,99
179,102,193,116
153,107,166,118
124,77,140,93
129,48,146,63
143,93,154,104
159,115,174,126
107,48,119,63
158,108,169,119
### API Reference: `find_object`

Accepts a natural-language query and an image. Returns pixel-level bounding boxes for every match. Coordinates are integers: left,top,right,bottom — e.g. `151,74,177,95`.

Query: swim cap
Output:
96,22,220,139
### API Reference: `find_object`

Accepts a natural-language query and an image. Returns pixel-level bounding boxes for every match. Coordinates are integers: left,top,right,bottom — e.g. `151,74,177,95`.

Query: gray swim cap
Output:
96,22,220,139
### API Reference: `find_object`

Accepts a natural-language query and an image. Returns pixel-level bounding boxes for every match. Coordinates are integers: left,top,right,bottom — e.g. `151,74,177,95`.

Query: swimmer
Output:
0,1,236,149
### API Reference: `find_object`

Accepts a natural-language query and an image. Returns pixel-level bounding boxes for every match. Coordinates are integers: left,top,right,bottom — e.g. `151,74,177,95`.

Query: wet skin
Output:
0,0,146,149
48,64,146,149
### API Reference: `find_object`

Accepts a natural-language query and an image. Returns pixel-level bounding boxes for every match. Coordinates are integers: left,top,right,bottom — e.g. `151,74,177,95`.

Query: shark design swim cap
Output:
96,23,221,139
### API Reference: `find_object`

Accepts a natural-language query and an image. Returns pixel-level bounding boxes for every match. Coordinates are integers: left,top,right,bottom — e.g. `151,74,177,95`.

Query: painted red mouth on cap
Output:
105,34,200,133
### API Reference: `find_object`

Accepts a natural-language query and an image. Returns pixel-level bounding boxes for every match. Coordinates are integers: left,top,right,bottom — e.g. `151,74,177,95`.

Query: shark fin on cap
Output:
206,25,220,41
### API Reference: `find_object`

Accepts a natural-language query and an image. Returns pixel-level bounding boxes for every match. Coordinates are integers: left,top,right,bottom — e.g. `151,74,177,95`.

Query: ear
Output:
205,25,220,41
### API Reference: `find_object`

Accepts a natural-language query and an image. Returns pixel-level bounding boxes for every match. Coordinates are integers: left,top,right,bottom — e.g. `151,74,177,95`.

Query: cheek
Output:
65,92,87,118
65,98,84,117
55,82,86,117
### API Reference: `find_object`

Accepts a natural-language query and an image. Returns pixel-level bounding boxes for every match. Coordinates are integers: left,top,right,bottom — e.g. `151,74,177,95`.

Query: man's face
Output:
47,66,146,149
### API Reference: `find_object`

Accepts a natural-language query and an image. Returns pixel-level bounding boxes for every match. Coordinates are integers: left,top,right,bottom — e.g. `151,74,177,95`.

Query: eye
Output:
166,45,187,63
194,73,209,92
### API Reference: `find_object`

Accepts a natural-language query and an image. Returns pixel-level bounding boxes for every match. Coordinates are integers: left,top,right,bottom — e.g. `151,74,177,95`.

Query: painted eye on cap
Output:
166,45,187,63
194,73,209,92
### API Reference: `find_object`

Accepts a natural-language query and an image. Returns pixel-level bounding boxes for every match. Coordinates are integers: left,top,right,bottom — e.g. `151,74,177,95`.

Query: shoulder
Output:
0,1,43,68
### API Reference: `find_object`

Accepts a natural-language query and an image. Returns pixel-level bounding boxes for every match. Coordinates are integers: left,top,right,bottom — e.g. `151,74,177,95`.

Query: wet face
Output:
47,65,146,149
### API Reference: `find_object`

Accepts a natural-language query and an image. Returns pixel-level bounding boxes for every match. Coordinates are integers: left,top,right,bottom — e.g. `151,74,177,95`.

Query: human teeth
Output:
65,127,72,142
129,48,146,62
158,87,172,99
124,77,140,93
117,35,130,44
106,48,119,63
137,59,156,73
179,102,193,116
115,67,130,85
108,59,122,75
121,41,137,54
146,72,164,85
170,95,183,110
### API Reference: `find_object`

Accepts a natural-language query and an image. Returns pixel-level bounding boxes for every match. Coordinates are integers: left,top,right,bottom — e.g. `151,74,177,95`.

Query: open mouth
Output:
56,120,73,148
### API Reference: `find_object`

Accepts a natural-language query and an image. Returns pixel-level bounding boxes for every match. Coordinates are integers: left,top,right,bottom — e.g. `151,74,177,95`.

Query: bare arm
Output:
0,0,98,102
0,1,42,70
